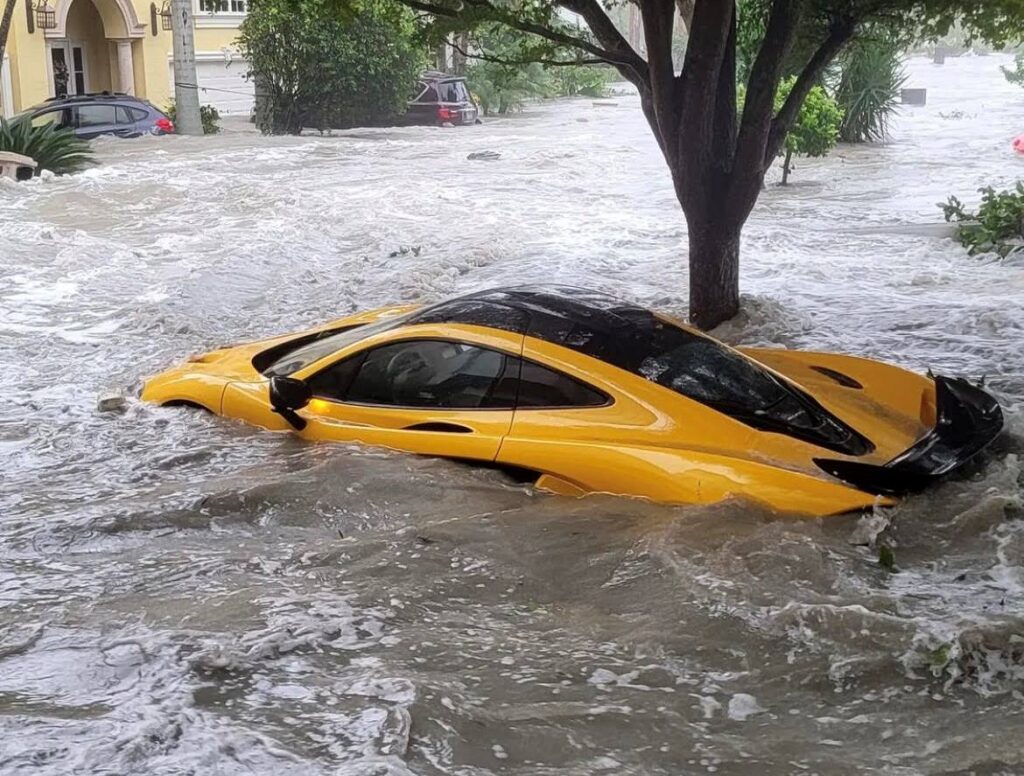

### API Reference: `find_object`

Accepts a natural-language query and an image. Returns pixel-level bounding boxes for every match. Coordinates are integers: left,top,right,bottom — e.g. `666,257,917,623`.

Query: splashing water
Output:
1,55,1023,774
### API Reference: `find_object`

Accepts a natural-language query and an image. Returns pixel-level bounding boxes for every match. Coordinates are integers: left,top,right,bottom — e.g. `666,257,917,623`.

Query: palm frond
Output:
0,116,96,175
836,41,907,144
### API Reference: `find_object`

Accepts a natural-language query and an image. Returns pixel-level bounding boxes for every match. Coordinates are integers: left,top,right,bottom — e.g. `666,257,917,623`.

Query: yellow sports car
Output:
143,286,1003,517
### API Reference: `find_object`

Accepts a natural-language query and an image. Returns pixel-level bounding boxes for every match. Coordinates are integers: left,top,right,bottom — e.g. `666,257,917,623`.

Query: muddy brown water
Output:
1,55,1023,774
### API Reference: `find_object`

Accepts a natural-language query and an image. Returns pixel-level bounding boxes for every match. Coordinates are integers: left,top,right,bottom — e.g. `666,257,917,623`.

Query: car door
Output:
296,337,521,462
114,105,146,137
73,103,120,139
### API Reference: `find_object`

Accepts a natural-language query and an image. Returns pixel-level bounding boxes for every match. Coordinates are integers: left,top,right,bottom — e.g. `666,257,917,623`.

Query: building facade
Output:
1,0,254,118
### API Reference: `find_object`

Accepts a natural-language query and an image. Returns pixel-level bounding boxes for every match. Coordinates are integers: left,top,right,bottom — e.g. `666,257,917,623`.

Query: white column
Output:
1,54,14,117
116,41,135,95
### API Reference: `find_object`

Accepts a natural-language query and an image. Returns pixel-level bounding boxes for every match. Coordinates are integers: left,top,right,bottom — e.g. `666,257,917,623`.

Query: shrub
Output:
940,183,1024,257
164,101,221,134
776,78,843,185
238,0,423,134
0,116,94,176
835,39,907,143
737,77,842,185
549,66,612,98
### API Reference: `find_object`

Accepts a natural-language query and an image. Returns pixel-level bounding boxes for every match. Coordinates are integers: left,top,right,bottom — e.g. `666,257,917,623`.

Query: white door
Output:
169,54,254,115
47,42,88,97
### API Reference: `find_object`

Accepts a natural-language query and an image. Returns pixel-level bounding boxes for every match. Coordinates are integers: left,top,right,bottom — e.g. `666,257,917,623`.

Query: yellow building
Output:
1,0,253,118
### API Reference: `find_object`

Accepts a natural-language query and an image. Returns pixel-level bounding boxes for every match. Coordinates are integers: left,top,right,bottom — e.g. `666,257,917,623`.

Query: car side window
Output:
76,104,118,127
306,351,366,402
515,360,608,408
116,105,146,124
314,340,514,409
31,109,69,128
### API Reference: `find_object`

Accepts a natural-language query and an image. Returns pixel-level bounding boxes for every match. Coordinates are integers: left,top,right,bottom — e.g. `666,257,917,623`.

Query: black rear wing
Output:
814,376,1003,496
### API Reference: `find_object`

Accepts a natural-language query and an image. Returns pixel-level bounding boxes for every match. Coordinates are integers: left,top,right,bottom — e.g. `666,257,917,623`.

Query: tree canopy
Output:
398,0,1024,328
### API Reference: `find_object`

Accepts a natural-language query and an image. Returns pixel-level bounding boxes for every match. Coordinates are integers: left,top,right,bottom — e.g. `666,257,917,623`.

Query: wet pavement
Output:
1,54,1023,774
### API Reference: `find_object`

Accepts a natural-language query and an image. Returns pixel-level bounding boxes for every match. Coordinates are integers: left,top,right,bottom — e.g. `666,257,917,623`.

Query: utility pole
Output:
170,0,203,135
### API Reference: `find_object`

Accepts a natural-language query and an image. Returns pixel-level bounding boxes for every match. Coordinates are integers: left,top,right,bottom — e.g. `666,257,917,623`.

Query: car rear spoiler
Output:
814,376,1003,496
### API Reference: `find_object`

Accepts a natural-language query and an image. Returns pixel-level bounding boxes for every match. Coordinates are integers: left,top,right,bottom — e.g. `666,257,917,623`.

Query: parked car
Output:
142,285,1003,517
15,93,174,139
405,72,480,126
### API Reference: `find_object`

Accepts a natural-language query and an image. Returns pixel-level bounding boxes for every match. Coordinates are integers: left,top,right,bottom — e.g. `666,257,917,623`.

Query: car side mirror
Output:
269,376,312,430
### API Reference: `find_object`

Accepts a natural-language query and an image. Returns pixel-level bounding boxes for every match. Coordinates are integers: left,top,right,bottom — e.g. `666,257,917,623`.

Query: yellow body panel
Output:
142,303,938,517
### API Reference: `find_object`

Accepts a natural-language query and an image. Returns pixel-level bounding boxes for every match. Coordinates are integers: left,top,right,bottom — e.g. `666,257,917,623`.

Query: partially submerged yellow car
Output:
143,286,1003,517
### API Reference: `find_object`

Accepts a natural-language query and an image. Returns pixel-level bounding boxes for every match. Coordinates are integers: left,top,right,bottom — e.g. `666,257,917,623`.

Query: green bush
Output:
549,66,611,98
0,116,94,176
776,78,843,185
737,77,842,185
940,183,1024,257
164,101,221,134
835,39,906,143
238,0,423,134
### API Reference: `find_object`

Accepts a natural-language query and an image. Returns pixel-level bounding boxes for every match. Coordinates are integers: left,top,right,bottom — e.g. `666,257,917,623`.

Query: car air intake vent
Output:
810,365,863,389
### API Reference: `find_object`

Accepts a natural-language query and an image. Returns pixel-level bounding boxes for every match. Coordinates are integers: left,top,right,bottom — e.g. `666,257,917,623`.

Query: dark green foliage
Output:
549,65,612,98
164,101,221,134
465,25,609,116
738,77,842,185
776,77,843,184
941,183,1024,257
835,38,907,143
0,116,94,176
239,0,423,134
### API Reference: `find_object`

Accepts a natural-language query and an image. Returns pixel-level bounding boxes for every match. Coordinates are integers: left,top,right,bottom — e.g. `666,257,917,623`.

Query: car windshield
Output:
498,289,872,455
262,312,412,376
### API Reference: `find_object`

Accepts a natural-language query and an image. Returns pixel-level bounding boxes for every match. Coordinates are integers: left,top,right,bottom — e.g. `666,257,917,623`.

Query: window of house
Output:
199,0,245,12
76,104,118,127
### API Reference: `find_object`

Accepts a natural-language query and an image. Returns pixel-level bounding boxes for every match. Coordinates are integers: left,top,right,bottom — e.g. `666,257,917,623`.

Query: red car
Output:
405,72,480,126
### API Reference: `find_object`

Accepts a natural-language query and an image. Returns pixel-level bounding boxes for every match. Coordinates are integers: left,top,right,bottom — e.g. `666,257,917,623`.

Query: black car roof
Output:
407,285,663,342
41,91,145,105
418,71,468,84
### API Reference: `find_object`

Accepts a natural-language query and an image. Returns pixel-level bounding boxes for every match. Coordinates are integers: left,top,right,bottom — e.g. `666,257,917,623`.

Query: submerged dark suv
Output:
405,72,480,126
16,93,174,139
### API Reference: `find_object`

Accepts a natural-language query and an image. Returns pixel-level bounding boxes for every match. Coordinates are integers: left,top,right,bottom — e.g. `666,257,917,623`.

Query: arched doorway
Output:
45,0,145,97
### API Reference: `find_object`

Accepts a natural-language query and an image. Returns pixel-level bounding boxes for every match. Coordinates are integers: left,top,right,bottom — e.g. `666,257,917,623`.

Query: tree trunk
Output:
687,221,740,330
0,0,17,66
781,147,793,185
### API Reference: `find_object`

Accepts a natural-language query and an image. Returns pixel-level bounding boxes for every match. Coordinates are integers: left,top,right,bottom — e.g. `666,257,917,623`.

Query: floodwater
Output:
1,54,1023,775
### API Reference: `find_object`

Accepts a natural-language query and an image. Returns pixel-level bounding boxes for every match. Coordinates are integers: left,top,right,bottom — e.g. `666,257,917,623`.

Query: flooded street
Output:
2,53,1024,774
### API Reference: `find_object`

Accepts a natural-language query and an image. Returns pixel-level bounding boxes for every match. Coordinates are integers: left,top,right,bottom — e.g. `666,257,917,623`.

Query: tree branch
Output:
640,0,678,151
556,0,649,86
676,0,734,168
765,16,856,162
729,0,799,190
402,0,648,88
445,36,605,67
